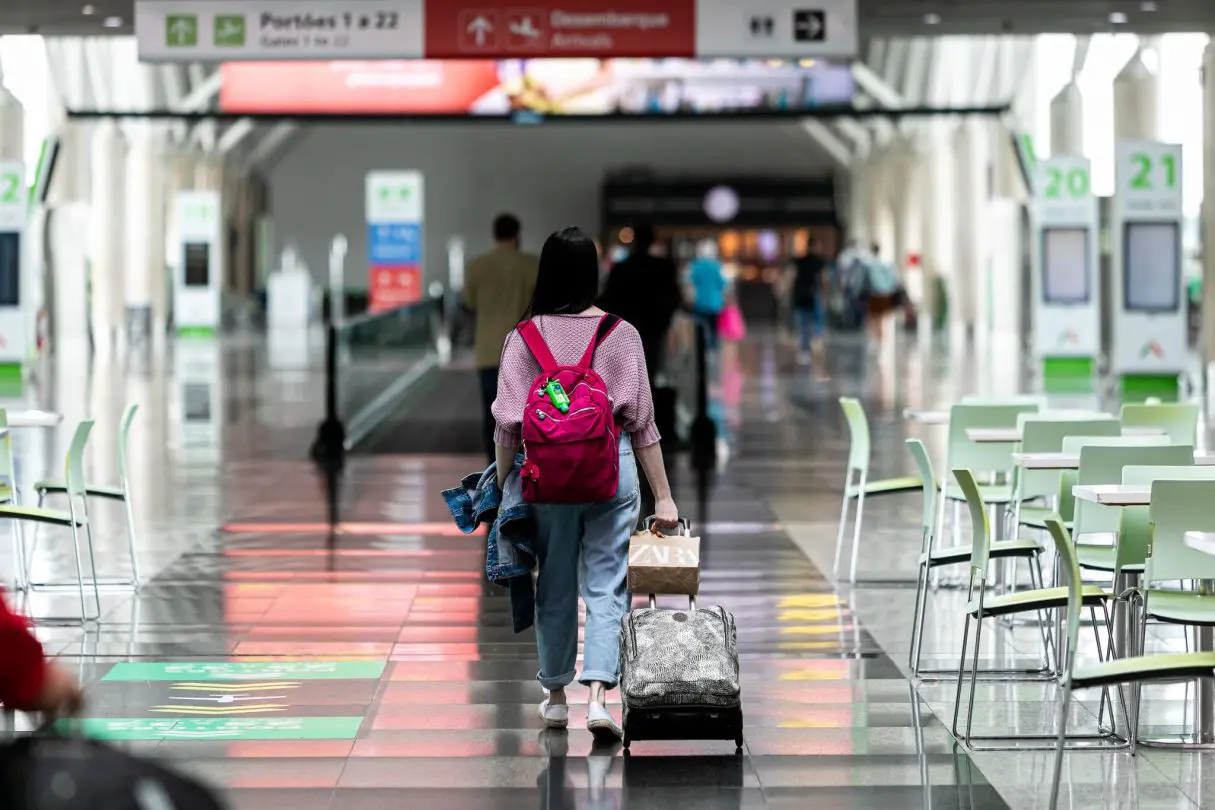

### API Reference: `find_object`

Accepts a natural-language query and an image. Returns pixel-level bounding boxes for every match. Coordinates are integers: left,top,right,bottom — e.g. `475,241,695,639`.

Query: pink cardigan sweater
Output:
491,313,661,449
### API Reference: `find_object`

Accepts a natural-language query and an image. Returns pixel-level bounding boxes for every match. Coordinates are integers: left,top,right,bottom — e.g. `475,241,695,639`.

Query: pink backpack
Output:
516,315,622,504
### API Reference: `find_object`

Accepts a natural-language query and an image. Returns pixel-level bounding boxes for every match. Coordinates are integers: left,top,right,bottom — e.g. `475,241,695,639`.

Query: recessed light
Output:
81,4,97,15
1140,1,1158,10
924,13,942,24
1109,11,1128,23
103,15,123,27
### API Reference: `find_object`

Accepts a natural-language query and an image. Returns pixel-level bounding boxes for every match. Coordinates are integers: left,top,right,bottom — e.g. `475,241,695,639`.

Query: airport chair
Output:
950,469,1120,751
1067,441,1189,574
936,404,1040,556
33,403,140,589
2,420,99,623
833,397,922,583
1119,402,1199,446
1045,514,1215,808
905,439,1045,678
1011,416,1120,533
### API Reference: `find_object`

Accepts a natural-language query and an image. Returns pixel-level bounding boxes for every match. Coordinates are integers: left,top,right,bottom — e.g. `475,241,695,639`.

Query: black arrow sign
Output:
793,10,826,42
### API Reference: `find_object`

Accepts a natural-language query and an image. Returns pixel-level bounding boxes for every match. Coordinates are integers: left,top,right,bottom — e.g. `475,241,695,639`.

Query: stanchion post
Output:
689,319,717,472
310,235,349,467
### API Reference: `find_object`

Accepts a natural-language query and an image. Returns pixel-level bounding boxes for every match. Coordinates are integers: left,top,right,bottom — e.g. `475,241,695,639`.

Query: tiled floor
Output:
5,328,1212,808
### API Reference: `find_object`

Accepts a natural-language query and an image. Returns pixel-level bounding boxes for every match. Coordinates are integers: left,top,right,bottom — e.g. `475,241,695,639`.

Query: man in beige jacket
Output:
463,213,539,461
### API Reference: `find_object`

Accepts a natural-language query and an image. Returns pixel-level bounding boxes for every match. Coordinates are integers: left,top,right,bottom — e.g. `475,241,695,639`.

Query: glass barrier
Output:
337,299,441,448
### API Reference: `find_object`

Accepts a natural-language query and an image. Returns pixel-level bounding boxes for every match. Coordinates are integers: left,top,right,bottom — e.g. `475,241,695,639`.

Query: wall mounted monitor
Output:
1122,221,1180,313
183,383,212,422
183,242,211,287
1040,226,1090,304
0,232,19,307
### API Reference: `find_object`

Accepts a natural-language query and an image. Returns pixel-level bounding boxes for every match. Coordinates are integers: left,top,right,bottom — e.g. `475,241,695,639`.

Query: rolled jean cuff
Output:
578,669,619,689
538,668,576,690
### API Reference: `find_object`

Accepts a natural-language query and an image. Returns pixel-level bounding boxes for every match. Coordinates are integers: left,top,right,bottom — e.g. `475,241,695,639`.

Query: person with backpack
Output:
491,227,680,740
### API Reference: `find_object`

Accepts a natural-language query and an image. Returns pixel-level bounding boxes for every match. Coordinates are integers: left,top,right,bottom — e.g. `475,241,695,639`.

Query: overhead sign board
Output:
135,0,859,61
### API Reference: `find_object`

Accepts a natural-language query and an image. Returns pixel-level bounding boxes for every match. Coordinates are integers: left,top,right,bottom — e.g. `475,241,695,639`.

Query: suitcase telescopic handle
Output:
643,516,690,535
648,594,697,611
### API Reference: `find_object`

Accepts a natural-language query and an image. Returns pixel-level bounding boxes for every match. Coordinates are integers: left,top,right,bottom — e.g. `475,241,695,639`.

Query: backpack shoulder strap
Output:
517,320,558,374
577,315,622,369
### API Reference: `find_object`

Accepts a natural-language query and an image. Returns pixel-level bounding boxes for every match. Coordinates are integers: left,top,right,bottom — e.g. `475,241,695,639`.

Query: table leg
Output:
1199,581,1215,744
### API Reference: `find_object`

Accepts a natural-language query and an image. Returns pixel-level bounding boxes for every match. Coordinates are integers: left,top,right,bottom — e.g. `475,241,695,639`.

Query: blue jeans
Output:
532,434,641,690
794,300,824,352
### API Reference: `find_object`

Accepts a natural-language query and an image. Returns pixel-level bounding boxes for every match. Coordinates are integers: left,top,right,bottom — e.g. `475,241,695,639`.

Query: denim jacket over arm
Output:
442,459,539,633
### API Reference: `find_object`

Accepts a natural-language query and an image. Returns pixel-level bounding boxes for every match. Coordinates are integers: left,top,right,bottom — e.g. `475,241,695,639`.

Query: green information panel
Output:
103,660,386,682
74,716,363,741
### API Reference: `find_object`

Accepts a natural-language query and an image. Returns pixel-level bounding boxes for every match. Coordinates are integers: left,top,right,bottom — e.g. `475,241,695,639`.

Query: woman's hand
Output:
38,662,84,719
653,497,680,529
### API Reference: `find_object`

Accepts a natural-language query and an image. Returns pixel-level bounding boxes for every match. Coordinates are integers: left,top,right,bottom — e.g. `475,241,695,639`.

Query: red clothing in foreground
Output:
0,589,47,710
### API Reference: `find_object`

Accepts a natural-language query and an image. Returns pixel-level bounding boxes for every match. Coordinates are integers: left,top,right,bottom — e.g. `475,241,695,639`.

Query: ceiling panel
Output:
2,1,1212,38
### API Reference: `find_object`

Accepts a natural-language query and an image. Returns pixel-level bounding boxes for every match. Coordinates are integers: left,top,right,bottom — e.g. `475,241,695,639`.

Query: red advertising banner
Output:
369,266,423,313
221,61,501,114
424,1,697,59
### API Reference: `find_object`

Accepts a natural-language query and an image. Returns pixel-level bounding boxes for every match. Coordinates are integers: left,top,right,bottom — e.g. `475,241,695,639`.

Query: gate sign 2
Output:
134,0,859,61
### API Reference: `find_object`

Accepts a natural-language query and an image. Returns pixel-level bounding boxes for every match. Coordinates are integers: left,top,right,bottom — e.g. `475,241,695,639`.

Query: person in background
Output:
492,227,679,740
688,239,727,350
791,236,829,376
862,243,903,345
0,590,85,717
599,223,682,386
463,214,540,463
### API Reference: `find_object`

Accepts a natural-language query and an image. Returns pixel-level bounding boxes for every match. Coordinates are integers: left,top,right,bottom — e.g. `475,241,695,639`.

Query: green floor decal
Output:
103,660,386,682
74,717,363,741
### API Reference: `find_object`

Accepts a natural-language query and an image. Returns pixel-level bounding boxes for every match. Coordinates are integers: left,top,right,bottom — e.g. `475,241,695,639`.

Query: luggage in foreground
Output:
619,518,743,752
0,727,226,810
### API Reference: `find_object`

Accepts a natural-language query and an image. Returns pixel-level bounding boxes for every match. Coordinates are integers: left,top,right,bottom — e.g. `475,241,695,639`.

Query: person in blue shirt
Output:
688,241,726,350
861,243,908,344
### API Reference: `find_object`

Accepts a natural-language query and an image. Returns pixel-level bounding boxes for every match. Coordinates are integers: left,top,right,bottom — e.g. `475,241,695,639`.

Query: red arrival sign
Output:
369,266,423,313
425,0,696,59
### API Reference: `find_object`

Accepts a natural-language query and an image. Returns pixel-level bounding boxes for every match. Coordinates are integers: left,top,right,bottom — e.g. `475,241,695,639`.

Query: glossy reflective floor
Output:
5,328,1211,809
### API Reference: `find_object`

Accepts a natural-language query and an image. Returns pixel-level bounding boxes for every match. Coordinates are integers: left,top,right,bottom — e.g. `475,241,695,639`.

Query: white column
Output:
89,120,126,357
123,128,159,347
1202,41,1215,367
920,131,956,330
952,121,986,333
1113,47,1160,143
1050,81,1084,156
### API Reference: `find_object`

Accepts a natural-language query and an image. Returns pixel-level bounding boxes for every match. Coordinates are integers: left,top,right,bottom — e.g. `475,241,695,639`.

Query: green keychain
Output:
544,379,570,413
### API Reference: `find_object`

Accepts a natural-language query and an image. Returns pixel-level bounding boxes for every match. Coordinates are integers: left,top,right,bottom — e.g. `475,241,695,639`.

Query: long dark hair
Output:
527,227,600,316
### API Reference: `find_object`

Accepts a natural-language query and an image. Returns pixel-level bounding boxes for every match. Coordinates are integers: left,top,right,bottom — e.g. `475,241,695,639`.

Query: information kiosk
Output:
171,190,222,336
1110,141,1186,401
1030,156,1099,391
0,161,26,389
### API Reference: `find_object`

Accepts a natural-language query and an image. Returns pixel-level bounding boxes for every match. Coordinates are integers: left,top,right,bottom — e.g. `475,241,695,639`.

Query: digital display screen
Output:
1041,227,1090,304
1123,222,1180,313
220,59,855,116
183,383,212,422
0,232,19,307
184,243,210,287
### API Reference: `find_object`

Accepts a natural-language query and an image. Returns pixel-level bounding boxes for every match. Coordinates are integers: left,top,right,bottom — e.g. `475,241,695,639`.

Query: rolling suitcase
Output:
619,518,743,752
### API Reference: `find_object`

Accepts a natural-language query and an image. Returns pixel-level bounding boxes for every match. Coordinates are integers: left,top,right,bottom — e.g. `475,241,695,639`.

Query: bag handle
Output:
516,320,558,374
643,515,690,536
576,314,621,370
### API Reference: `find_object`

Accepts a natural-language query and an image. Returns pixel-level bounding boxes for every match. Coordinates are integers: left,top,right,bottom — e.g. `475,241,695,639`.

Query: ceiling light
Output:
923,13,942,24
1140,1,1157,10
81,4,97,14
103,16,123,27
1109,11,1128,23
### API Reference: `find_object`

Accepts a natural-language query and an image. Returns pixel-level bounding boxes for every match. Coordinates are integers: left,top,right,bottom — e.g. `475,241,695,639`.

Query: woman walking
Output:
491,227,680,739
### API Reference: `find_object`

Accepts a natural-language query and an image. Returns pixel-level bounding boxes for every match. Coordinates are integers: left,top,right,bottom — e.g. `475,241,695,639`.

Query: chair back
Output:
1147,479,1215,583
1017,417,1120,501
952,468,992,578
1120,402,1199,446
117,404,139,483
1044,519,1084,678
1074,443,1193,536
0,408,12,486
839,397,870,473
905,439,937,550
63,420,95,500
961,395,1049,407
1117,466,1215,577
946,404,1039,476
